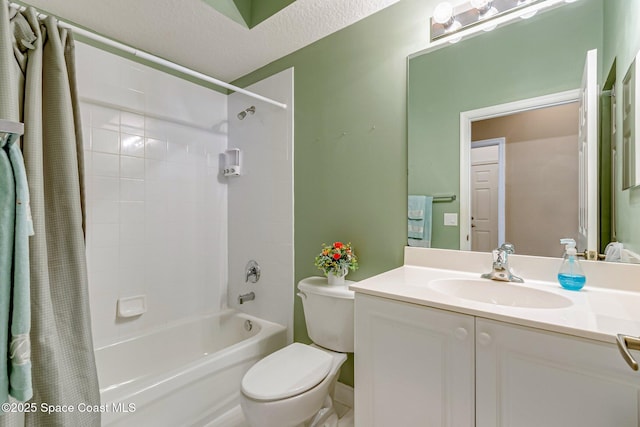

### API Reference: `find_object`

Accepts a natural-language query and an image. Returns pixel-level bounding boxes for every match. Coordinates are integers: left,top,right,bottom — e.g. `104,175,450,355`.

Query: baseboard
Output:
334,382,354,408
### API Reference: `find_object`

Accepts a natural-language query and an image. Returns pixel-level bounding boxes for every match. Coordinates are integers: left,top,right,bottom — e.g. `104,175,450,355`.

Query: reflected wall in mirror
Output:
408,0,640,261
470,102,580,257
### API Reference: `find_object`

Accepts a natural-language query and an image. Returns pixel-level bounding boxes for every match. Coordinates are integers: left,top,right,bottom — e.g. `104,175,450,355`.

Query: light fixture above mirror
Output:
430,0,579,43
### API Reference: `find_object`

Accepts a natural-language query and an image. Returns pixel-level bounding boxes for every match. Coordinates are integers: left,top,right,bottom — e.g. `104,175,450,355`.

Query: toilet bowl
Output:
240,277,354,427
240,343,346,427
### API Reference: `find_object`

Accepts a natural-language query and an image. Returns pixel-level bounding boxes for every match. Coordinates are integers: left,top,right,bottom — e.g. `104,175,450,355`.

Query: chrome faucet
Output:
238,292,255,304
481,243,524,283
245,260,260,283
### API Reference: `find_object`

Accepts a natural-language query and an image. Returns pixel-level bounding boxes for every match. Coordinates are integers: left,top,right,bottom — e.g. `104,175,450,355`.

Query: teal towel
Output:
408,198,425,220
408,195,433,247
0,142,16,404
408,195,426,238
7,142,33,402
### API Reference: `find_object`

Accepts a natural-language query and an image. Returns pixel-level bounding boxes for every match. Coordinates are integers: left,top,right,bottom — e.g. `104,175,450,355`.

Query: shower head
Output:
237,105,256,120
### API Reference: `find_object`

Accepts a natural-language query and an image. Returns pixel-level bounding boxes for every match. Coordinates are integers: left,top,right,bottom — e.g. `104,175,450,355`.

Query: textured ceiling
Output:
21,0,401,82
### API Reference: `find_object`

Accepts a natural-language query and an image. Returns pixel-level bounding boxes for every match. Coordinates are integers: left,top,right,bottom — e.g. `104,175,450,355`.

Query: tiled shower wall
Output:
75,43,228,348
227,69,294,342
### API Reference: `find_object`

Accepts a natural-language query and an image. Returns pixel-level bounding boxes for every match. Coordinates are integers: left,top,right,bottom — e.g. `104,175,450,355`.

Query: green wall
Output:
252,0,296,28
232,0,436,386
603,0,640,253
202,0,297,28
408,0,604,249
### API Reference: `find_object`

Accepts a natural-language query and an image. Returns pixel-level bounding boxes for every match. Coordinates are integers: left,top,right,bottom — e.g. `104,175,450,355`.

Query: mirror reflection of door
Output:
609,80,617,243
471,103,580,258
578,49,599,254
471,139,505,252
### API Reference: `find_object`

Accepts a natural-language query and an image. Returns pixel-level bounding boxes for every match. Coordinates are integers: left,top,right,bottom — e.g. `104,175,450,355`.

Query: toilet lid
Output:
241,343,333,401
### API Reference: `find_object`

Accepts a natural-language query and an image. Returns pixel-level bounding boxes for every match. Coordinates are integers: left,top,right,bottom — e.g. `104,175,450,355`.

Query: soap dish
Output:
117,295,147,318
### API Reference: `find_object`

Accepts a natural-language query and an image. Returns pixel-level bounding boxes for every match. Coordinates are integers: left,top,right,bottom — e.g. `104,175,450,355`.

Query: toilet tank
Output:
297,277,354,353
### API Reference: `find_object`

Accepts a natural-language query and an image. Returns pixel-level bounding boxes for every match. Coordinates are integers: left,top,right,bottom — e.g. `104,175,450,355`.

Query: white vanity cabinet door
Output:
355,294,475,427
476,318,640,427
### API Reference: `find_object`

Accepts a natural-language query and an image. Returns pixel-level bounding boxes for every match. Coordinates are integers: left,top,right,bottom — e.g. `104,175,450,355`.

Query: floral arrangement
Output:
314,242,359,276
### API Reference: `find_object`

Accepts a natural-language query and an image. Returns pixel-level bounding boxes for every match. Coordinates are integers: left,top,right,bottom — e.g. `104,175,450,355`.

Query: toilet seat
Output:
241,343,333,401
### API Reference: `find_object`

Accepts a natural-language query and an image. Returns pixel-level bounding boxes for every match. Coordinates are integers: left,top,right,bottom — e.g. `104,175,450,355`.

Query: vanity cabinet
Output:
355,294,640,427
476,319,640,427
354,294,475,427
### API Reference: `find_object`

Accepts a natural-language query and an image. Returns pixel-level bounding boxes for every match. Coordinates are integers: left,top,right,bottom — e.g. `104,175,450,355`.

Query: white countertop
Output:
350,248,640,344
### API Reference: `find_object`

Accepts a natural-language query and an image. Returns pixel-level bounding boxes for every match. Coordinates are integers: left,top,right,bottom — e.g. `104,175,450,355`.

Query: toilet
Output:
240,277,354,427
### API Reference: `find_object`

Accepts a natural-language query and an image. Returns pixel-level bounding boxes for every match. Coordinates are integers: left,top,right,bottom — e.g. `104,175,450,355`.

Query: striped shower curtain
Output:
0,2,100,426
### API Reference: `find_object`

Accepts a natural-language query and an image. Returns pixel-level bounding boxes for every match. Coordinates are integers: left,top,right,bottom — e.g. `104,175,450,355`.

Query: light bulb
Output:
471,0,493,12
433,2,454,25
470,0,490,8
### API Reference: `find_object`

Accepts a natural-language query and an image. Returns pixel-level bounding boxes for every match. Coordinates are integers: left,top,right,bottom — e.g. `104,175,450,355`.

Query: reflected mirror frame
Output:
622,56,640,190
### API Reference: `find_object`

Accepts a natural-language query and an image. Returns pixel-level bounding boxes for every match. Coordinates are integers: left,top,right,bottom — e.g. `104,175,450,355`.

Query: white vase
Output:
327,271,346,286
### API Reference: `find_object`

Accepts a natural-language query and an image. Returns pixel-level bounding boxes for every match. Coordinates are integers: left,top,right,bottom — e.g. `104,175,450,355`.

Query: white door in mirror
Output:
577,49,598,253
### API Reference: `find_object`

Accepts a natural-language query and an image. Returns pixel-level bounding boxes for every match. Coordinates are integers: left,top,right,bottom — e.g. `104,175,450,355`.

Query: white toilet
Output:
240,277,354,427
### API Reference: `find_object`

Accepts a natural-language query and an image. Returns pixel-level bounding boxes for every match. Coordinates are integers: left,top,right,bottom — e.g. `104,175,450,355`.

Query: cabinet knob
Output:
454,327,468,340
478,332,492,346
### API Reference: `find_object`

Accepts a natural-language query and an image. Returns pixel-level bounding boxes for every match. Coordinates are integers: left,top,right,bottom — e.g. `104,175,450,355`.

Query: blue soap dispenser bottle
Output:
558,238,586,291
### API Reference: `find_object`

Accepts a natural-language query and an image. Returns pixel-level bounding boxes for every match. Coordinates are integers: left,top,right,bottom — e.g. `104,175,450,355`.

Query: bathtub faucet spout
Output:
238,292,256,304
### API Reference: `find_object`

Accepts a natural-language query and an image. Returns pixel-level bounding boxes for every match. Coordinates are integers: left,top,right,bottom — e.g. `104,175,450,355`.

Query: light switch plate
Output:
444,213,458,226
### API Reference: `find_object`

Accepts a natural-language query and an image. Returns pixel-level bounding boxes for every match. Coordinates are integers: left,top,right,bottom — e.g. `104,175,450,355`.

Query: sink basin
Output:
428,279,572,309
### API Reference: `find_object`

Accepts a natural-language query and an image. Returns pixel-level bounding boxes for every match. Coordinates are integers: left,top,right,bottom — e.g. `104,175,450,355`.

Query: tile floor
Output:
211,396,354,427
335,400,355,427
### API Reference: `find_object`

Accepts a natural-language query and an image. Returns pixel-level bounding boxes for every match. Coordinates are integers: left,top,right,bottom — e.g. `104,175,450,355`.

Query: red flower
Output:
333,253,341,260
333,242,343,249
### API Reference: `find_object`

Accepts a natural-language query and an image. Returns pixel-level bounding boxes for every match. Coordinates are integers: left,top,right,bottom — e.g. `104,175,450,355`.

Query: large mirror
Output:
408,0,640,261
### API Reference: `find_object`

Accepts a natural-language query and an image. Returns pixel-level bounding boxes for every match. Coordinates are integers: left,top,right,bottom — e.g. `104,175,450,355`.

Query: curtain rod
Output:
8,2,288,110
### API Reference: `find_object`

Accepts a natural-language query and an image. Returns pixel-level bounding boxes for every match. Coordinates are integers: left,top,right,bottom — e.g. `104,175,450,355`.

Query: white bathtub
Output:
95,310,287,426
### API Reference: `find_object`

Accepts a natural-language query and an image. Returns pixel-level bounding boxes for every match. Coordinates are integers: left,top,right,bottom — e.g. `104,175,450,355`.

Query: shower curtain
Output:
0,2,100,426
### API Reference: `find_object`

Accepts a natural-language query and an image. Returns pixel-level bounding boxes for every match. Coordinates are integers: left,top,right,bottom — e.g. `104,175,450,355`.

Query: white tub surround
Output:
76,42,229,348
227,68,294,342
350,247,640,344
96,310,286,426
